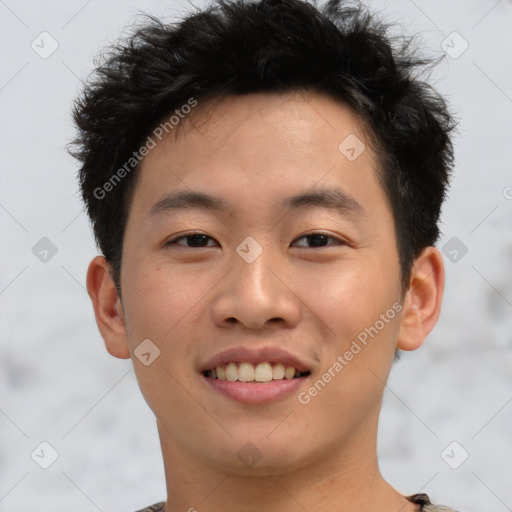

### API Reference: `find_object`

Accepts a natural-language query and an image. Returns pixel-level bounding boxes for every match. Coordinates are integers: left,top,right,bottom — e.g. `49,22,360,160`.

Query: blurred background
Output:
0,0,511,511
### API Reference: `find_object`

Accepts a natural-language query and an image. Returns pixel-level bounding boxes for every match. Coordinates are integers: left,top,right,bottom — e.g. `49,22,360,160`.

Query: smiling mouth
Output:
203,361,311,382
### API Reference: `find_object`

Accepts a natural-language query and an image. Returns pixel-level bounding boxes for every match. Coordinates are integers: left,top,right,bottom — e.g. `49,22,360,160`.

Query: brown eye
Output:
165,233,218,248
292,233,345,248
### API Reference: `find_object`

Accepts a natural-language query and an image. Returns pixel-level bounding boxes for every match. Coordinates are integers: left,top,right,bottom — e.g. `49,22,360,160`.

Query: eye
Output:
292,232,346,248
165,233,218,248
164,232,346,249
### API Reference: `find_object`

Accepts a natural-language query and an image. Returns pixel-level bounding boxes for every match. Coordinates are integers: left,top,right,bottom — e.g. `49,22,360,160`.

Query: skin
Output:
87,90,444,512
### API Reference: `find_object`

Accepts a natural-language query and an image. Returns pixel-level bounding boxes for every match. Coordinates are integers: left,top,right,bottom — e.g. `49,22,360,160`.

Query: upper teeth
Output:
207,362,308,382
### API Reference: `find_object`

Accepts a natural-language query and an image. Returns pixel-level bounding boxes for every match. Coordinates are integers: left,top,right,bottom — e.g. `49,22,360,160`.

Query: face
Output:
117,90,405,474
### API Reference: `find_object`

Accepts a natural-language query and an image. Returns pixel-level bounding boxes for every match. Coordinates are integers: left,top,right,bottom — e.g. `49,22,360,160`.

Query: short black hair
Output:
69,0,455,295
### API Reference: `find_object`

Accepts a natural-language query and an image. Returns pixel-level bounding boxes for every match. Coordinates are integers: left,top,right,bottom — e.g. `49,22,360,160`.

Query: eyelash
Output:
164,232,347,249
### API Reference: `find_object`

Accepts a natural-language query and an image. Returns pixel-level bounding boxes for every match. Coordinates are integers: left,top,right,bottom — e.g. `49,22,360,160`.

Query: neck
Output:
156,410,417,512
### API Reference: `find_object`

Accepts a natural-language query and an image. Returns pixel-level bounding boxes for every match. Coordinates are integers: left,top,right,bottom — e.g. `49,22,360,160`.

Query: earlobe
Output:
396,246,445,351
86,256,131,359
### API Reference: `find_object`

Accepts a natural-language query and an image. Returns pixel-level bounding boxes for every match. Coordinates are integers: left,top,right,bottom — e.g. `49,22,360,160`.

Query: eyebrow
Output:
149,187,365,219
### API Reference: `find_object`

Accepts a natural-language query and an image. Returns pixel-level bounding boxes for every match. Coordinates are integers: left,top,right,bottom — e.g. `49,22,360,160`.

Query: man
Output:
70,0,459,510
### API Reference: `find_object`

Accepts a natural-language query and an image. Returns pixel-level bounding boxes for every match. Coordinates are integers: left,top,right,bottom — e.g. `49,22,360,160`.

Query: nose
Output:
210,242,301,330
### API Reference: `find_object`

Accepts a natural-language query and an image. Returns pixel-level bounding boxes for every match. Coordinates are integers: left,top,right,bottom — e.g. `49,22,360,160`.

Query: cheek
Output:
294,261,401,437
121,263,205,420
294,256,398,342
121,261,201,343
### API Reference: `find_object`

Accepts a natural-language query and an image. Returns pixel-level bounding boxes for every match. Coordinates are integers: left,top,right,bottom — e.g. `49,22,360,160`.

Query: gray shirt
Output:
412,492,460,511
135,493,461,511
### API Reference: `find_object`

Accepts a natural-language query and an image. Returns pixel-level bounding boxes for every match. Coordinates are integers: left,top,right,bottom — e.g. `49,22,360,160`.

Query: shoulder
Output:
133,502,166,512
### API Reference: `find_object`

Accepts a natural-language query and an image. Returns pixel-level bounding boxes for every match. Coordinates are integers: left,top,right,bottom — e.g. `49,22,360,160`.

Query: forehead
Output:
130,90,386,221
167,90,372,164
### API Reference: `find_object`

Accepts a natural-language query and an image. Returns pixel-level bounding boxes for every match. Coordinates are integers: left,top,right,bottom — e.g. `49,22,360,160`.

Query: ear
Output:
397,246,445,351
86,255,131,359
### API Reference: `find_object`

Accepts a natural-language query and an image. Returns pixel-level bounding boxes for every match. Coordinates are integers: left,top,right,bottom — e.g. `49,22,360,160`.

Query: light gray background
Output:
1,1,511,511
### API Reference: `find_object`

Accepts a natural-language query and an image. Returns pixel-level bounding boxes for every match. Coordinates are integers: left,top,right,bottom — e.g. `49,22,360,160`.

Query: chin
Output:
195,430,315,476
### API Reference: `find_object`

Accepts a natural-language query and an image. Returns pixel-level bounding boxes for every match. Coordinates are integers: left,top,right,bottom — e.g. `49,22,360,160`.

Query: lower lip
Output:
202,375,308,405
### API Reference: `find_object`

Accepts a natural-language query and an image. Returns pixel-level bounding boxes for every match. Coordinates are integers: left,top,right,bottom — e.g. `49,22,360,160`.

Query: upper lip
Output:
200,346,313,373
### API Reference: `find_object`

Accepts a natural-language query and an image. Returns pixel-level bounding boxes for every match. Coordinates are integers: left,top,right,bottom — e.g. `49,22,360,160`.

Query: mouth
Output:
199,346,313,404
202,361,311,382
